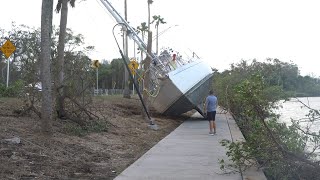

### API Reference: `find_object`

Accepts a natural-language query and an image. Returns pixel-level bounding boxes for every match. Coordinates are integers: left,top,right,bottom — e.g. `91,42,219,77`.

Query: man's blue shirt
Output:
206,95,217,112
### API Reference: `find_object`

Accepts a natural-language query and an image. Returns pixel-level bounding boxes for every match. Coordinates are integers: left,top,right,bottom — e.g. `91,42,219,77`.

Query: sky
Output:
1,0,320,77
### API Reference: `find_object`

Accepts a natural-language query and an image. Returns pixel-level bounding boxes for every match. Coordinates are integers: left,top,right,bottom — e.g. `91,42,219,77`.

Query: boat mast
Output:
99,0,167,72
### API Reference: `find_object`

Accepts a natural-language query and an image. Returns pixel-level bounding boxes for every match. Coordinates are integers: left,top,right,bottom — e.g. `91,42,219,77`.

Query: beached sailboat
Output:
151,57,213,116
99,0,213,117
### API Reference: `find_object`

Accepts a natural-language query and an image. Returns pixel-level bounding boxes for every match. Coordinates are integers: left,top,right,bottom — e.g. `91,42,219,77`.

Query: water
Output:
276,97,320,155
277,97,320,125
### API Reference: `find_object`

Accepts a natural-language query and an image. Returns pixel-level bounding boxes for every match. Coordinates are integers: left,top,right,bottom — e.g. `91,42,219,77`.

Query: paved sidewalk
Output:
114,110,266,180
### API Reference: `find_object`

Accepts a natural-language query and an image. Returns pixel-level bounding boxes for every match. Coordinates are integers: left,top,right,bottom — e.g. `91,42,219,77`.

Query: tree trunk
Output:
142,31,152,119
140,32,144,63
156,25,159,55
123,0,131,98
40,0,54,134
56,0,68,119
139,33,144,92
147,2,151,32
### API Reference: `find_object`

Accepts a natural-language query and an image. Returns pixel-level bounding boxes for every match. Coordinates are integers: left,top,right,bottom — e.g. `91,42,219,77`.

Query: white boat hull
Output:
151,59,213,116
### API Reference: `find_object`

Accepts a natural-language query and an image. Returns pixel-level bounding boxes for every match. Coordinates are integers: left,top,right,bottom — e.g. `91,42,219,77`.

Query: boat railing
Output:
156,49,196,72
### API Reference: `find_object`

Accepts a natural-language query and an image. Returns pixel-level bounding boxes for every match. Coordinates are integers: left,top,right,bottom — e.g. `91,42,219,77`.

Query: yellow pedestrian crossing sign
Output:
128,60,139,75
0,40,16,59
92,60,100,68
128,60,139,70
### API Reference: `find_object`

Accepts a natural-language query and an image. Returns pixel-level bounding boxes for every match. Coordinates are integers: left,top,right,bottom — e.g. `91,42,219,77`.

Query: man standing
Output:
204,90,218,135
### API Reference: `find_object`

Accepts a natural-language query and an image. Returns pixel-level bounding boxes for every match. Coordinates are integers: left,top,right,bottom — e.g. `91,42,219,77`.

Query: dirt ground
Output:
0,96,193,179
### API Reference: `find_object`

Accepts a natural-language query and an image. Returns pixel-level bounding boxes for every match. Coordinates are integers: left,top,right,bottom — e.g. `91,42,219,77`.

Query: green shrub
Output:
217,74,320,179
0,80,24,97
64,120,108,137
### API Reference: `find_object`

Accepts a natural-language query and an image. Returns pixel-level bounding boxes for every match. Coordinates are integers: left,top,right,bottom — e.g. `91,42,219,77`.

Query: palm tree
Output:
137,22,148,62
40,0,54,133
142,0,153,122
123,0,130,98
147,0,153,32
132,27,139,59
151,15,166,55
55,0,76,118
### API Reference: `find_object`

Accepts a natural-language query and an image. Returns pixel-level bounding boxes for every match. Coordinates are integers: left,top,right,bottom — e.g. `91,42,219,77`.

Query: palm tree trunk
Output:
56,0,68,118
141,32,144,62
40,0,54,134
147,2,151,32
142,31,152,119
123,0,130,98
156,25,159,55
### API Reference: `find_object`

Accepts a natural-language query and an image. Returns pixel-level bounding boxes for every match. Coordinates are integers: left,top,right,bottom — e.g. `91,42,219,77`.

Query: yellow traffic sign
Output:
92,60,100,68
128,60,139,70
128,60,139,75
129,66,136,75
0,40,16,59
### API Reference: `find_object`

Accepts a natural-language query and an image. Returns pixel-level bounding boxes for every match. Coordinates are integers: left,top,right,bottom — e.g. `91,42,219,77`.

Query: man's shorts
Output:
207,111,216,121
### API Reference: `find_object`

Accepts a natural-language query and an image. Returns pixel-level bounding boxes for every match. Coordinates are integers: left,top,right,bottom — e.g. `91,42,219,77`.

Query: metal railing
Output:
93,89,133,96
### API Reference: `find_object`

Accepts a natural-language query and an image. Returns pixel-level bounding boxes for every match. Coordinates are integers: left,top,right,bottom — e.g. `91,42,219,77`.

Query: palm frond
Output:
55,0,63,13
70,0,76,7
55,0,76,13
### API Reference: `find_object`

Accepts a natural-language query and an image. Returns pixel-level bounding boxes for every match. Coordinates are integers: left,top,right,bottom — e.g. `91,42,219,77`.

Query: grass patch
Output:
85,120,108,133
64,120,108,137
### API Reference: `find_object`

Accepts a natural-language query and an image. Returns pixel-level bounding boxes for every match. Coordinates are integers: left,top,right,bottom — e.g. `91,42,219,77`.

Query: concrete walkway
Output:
114,110,266,180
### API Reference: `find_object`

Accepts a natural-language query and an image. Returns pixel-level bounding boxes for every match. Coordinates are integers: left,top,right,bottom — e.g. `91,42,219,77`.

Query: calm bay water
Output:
276,97,320,155
277,97,320,126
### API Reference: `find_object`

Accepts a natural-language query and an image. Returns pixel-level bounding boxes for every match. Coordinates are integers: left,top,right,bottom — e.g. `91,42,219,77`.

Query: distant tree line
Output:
214,58,320,103
97,59,125,90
